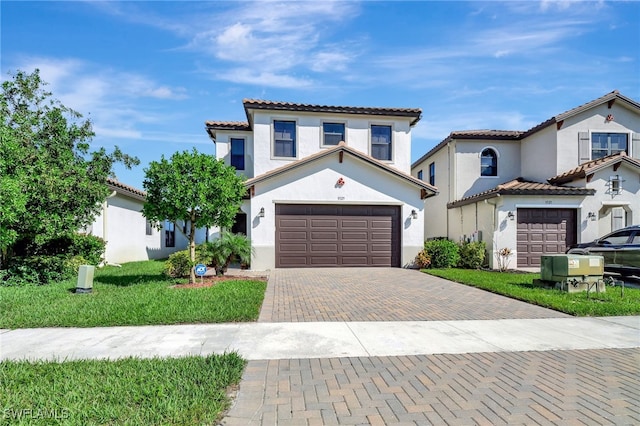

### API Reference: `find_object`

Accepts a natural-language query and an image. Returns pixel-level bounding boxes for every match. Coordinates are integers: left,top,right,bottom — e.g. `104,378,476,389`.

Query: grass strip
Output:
425,268,640,316
0,260,266,329
1,353,245,425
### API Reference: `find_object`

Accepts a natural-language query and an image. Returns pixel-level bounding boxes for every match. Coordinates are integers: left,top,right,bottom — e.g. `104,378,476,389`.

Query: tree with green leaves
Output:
142,149,246,283
0,69,138,271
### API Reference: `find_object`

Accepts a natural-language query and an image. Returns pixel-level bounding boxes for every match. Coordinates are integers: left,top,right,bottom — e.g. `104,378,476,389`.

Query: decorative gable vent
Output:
606,174,624,197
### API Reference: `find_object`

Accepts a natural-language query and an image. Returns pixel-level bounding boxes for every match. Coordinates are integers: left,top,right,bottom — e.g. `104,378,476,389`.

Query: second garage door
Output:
516,208,577,267
276,204,400,268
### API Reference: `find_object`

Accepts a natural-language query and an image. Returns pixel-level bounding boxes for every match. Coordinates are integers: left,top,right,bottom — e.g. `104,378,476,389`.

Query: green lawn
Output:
425,268,640,316
1,353,245,425
0,260,267,329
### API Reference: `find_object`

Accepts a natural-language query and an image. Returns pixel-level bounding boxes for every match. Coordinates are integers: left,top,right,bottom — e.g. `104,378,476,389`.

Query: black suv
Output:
566,225,640,277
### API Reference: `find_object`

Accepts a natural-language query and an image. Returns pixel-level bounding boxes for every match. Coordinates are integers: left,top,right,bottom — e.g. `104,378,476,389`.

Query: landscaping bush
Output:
164,250,193,278
424,239,460,268
200,233,251,276
1,233,106,286
1,254,73,286
414,249,431,269
458,241,486,269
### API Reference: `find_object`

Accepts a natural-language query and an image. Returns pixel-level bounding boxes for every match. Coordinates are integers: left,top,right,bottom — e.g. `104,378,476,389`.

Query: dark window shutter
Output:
578,132,590,163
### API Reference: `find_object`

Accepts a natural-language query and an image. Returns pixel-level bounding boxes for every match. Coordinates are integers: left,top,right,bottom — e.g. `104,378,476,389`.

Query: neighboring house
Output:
206,99,437,270
411,90,640,269
86,179,207,264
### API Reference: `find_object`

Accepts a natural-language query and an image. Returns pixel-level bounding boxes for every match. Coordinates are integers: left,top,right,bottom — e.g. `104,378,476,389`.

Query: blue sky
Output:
3,0,639,189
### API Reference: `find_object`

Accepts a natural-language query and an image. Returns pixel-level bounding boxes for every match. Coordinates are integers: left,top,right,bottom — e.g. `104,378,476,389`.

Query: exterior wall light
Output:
259,207,265,218
507,211,515,220
411,209,418,219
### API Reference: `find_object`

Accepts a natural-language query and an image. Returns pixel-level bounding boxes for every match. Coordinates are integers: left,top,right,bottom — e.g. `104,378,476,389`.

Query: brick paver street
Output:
223,349,640,425
223,268,640,425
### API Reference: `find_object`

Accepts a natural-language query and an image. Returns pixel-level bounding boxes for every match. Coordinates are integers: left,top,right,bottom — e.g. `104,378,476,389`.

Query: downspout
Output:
485,195,500,268
446,142,451,238
102,190,117,265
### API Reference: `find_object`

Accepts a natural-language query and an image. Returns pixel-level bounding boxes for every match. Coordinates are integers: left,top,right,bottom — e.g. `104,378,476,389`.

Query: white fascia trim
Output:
514,204,582,209
270,200,404,206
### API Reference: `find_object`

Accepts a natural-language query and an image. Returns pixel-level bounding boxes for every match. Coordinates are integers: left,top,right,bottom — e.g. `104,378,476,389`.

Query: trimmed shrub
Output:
458,241,486,269
68,234,105,265
1,254,73,286
164,250,193,278
424,239,460,269
414,249,431,269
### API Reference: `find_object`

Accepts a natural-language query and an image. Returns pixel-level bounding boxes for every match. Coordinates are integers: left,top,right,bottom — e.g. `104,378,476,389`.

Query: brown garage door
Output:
517,208,577,267
276,204,401,268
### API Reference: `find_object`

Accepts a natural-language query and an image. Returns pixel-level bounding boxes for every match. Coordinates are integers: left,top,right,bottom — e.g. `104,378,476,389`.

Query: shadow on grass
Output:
94,274,173,287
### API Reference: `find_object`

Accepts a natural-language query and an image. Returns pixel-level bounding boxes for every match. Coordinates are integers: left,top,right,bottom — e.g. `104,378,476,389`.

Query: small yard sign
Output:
194,264,207,276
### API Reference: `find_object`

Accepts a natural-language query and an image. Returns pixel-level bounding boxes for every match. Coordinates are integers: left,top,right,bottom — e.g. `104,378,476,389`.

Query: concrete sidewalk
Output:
2,316,638,362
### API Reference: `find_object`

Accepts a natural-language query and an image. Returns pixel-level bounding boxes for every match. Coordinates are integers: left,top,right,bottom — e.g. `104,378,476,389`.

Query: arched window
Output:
481,148,497,176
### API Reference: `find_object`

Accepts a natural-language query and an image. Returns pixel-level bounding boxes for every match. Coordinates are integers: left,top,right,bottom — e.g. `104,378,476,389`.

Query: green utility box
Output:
540,254,605,293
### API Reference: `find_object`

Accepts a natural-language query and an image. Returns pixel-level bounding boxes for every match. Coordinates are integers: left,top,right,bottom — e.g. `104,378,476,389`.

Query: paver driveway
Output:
259,268,569,322
223,268,640,425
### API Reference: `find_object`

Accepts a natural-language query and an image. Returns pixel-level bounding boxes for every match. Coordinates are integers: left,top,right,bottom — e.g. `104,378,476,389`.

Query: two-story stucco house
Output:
411,91,640,269
206,100,437,270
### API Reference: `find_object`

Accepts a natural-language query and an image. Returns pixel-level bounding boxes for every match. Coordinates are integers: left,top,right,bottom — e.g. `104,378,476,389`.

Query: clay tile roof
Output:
244,142,437,198
107,178,146,200
204,121,251,131
242,99,422,125
412,90,640,169
447,177,595,208
522,90,640,137
549,152,640,185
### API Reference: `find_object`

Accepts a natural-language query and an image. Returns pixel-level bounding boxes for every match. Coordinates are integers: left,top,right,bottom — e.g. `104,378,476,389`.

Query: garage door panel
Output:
517,208,576,267
276,204,400,268
311,219,339,228
279,219,308,228
279,257,309,266
310,231,338,240
310,243,339,252
342,232,368,240
341,219,368,228
279,243,308,252
279,231,307,240
340,244,368,252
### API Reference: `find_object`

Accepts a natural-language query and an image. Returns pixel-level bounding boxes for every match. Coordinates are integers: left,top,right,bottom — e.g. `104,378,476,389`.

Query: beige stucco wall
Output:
248,152,425,270
454,139,521,199
412,146,449,240
89,193,189,264
246,110,414,177
520,125,557,182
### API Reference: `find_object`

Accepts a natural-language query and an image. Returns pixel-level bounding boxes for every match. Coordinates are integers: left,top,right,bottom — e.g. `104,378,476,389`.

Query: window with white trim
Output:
480,148,497,176
371,125,392,161
592,133,628,160
273,120,296,158
429,162,435,186
164,220,175,247
230,138,245,170
322,122,345,146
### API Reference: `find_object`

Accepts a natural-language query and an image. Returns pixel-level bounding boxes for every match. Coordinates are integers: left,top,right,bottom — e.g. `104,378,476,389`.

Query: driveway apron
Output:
223,268,640,425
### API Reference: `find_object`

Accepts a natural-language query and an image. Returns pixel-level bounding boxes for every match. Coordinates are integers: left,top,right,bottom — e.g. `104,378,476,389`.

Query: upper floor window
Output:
274,120,296,158
592,133,628,160
322,122,345,146
417,170,423,180
371,125,392,161
480,148,497,176
230,138,245,170
429,162,435,186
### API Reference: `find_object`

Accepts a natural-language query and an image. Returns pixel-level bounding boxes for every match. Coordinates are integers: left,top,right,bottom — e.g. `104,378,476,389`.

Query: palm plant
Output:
201,232,251,276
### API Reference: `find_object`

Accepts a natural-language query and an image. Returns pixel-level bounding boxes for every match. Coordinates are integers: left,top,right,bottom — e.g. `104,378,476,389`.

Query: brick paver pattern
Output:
223,348,640,426
259,268,569,322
